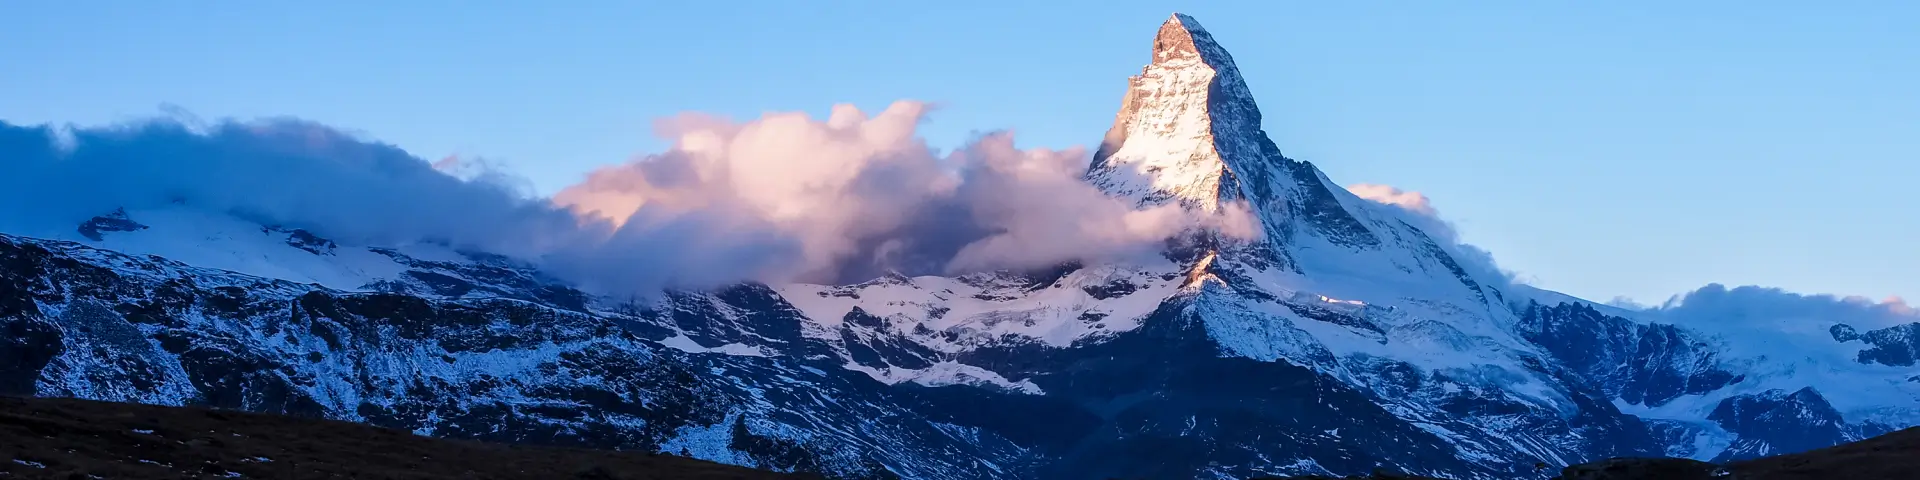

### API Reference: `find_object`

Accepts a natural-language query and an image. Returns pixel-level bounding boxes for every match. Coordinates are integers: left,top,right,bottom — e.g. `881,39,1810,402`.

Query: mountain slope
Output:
0,233,990,479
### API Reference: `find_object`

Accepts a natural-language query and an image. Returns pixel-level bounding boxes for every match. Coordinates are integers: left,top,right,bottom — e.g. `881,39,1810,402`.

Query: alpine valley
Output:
2,14,1916,480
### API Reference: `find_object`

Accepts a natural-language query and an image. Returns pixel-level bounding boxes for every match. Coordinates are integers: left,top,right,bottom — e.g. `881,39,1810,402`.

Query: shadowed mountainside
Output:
1252,427,1920,479
4,395,1916,479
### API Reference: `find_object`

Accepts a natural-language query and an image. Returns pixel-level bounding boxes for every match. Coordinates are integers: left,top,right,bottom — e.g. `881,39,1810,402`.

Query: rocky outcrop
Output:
1832,322,1920,367
1518,302,1739,407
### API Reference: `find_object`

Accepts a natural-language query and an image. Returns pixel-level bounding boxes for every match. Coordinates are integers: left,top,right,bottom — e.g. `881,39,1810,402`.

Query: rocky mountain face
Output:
3,13,1917,480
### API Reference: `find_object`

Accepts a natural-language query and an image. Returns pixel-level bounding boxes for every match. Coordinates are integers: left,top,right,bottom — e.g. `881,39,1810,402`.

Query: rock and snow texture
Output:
1087,14,1248,214
1086,15,1505,314
2,12,1917,480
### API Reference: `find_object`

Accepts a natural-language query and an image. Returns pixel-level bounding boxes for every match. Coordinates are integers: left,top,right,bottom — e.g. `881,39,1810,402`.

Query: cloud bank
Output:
548,101,1248,290
0,118,595,259
1644,284,1919,330
2,109,1899,315
0,102,1236,293
1346,183,1436,217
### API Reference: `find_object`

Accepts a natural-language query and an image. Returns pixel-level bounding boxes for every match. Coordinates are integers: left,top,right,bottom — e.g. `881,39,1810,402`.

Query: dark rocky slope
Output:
0,395,808,480
1254,427,1920,479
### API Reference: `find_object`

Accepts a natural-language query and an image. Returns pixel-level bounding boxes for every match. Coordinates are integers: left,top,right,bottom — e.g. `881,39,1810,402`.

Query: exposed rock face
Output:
1518,302,1739,407
1707,388,1850,462
265,225,338,255
1832,322,1920,367
75,208,147,241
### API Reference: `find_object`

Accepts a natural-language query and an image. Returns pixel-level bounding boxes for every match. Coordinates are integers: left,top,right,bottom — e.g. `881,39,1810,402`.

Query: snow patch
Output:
659,334,769,357
845,361,1044,395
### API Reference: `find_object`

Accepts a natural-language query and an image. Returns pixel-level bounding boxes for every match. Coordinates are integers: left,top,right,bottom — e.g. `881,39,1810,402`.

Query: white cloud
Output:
1652,284,1919,330
1345,183,1436,217
1344,182,1515,292
1881,295,1914,316
550,100,1237,288
4,109,1899,313
2,103,1238,294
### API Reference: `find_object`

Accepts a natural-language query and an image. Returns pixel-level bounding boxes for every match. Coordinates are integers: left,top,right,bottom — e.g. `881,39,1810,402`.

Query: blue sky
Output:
2,1,1914,304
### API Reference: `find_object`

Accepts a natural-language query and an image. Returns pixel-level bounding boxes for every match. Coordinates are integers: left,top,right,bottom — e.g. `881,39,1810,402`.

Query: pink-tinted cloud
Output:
1344,182,1514,290
2,103,1253,294
1345,183,1436,217
548,100,1243,289
1658,285,1919,330
1881,296,1914,316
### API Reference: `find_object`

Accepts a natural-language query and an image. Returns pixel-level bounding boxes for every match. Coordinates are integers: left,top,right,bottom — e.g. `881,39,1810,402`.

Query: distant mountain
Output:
1,12,1914,480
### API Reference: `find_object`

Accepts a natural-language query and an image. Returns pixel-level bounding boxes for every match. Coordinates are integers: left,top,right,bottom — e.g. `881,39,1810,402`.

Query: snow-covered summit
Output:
1089,13,1505,314
1086,13,1251,214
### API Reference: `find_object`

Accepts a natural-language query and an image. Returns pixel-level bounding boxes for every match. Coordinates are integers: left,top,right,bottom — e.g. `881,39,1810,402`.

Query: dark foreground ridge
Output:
0,396,807,480
1254,427,1920,480
3,395,1916,480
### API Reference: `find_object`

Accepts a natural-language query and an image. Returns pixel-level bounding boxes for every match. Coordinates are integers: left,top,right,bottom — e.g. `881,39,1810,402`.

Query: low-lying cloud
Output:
1642,284,1919,331
548,101,1248,289
0,118,595,260
4,108,1899,313
0,102,1237,293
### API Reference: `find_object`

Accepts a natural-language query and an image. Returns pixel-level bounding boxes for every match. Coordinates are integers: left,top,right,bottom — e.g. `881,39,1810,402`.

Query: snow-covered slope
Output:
2,12,1915,480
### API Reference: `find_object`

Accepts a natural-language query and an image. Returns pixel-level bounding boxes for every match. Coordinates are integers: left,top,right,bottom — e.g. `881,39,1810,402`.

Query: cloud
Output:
1,102,1234,294
1605,296,1651,310
1884,296,1915,316
552,100,1242,288
1344,183,1514,291
1346,183,1436,217
0,118,597,261
13,106,1890,320
1647,284,1919,330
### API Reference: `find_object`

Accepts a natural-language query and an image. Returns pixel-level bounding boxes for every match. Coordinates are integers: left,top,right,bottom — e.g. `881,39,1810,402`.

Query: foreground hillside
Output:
0,395,806,480
1258,427,1920,480
4,395,1914,480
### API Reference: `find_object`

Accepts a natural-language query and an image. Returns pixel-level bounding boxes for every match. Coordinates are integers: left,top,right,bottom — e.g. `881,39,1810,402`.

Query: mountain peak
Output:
1086,13,1258,213
1153,14,1220,66
1088,14,1505,296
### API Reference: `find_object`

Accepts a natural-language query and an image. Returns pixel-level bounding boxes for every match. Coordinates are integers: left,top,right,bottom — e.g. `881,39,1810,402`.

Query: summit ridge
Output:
1086,13,1252,214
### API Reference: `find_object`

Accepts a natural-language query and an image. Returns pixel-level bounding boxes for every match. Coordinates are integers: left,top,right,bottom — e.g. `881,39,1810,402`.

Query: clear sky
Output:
3,1,1915,304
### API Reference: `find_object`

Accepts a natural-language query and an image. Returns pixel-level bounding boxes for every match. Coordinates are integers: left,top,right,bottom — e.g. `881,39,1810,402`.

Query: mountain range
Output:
2,13,1916,480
